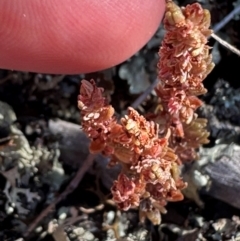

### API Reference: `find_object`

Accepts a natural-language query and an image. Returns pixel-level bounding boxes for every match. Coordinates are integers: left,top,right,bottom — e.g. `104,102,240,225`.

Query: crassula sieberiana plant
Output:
155,0,215,162
78,0,214,224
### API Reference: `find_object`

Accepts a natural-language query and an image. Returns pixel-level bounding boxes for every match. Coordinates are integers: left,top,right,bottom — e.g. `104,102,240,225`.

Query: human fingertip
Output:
0,0,165,74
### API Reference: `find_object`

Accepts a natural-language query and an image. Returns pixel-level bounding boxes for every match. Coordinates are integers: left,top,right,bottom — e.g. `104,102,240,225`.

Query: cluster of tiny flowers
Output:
155,0,215,161
78,0,214,224
78,79,186,224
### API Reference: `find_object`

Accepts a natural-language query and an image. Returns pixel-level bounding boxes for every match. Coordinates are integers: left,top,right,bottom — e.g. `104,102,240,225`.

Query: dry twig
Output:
211,33,240,57
211,3,240,57
24,153,96,237
213,4,240,33
130,78,158,109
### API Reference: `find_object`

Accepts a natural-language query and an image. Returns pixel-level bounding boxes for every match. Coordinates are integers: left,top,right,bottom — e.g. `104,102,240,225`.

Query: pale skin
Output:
0,0,165,74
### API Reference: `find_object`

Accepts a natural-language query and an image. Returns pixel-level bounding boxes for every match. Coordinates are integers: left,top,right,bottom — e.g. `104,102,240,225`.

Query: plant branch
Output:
211,33,240,57
213,4,240,33
130,78,158,109
24,153,96,238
